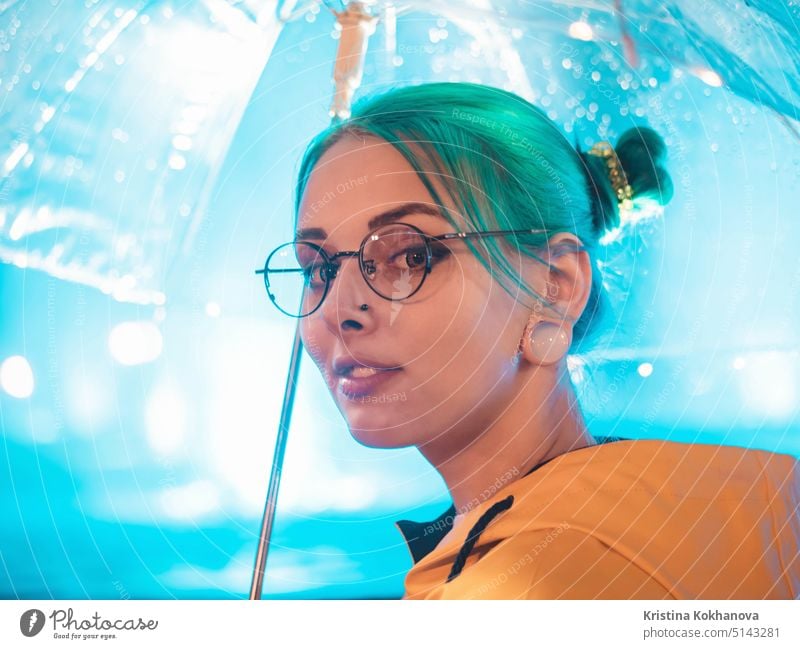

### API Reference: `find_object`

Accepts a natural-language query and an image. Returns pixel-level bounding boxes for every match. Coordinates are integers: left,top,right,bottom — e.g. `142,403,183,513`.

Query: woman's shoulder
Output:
491,437,800,548
518,436,800,496
468,439,800,598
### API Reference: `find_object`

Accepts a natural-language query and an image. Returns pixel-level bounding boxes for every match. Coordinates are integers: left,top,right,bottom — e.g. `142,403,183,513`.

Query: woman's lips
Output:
338,367,403,399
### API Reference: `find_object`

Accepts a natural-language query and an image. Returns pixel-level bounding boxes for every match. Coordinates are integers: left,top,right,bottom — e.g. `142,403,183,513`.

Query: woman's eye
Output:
406,248,428,268
302,264,327,288
390,247,428,270
390,245,450,270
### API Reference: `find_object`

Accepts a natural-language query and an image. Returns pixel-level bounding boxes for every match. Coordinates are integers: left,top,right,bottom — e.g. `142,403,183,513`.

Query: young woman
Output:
261,82,800,599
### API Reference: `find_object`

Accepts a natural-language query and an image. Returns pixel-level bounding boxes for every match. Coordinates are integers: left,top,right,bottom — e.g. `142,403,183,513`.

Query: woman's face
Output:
296,134,541,450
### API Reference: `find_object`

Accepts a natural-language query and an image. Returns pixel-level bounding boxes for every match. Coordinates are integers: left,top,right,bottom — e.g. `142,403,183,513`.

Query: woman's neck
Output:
420,363,595,517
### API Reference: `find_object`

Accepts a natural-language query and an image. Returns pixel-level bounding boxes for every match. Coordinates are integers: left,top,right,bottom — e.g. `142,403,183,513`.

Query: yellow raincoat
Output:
393,437,800,599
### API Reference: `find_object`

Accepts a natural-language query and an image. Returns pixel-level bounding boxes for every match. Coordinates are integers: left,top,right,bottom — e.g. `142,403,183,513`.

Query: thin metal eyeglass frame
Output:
255,222,583,318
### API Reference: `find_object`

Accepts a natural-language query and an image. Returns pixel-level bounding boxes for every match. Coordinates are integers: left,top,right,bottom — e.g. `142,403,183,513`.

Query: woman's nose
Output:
320,256,373,328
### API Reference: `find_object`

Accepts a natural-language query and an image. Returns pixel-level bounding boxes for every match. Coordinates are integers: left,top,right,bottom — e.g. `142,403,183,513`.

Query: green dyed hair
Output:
294,82,673,353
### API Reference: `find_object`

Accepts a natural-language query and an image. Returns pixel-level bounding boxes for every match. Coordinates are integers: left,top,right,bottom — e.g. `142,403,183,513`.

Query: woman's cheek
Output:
300,322,334,388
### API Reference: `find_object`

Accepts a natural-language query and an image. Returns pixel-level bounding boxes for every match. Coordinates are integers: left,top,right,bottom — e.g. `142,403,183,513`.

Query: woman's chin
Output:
348,428,409,449
330,384,419,447
341,407,414,448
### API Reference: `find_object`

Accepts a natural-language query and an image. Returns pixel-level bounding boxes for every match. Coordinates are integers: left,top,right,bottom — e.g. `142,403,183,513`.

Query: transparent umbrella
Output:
2,0,798,600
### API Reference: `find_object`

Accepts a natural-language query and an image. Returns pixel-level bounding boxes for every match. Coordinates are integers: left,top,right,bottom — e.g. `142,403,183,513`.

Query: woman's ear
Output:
537,232,592,326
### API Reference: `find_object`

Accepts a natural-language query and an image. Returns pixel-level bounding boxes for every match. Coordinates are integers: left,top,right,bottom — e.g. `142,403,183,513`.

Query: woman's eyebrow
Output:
294,202,446,240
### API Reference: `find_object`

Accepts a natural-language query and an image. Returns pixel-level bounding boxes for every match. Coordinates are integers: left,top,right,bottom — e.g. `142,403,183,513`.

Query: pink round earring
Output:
522,319,572,366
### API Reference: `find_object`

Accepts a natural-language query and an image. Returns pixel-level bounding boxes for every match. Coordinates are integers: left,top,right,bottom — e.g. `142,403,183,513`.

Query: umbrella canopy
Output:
0,0,798,599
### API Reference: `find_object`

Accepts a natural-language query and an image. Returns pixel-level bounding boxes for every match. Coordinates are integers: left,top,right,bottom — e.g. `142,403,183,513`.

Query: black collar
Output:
394,502,457,564
394,436,626,564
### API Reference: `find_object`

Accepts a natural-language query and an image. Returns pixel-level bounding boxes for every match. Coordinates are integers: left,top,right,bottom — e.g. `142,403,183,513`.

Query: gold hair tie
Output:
588,141,634,213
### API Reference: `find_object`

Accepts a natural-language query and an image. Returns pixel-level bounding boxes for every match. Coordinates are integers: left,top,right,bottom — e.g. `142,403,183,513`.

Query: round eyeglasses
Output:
255,222,577,318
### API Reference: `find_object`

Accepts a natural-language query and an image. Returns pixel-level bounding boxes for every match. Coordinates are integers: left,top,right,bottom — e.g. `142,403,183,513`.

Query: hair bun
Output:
578,125,674,235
